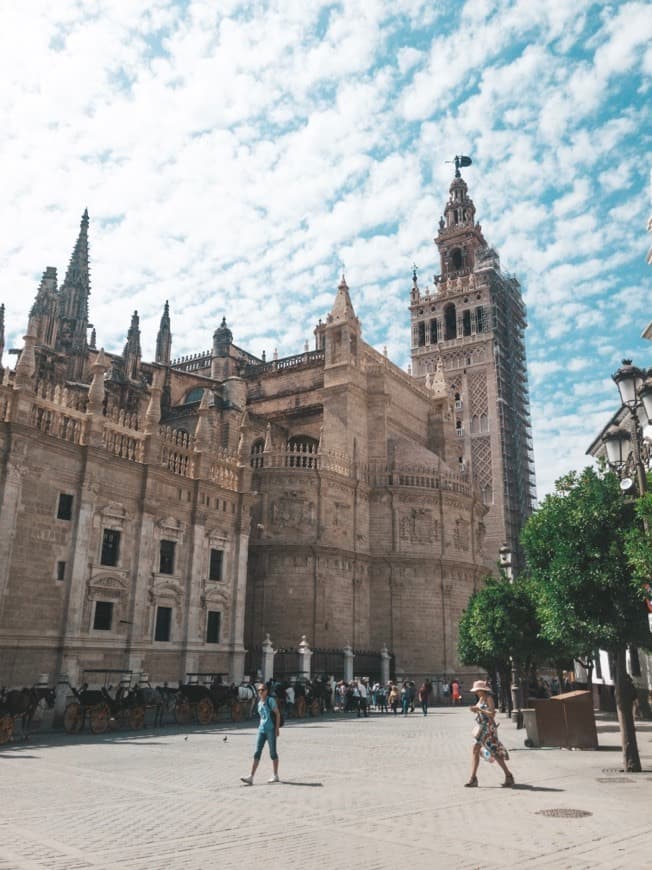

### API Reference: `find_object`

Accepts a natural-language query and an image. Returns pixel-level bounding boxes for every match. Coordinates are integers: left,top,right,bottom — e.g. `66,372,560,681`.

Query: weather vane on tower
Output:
446,155,473,177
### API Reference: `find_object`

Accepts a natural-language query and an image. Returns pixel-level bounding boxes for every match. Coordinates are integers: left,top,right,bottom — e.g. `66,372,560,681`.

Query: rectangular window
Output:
93,601,113,631
206,611,221,644
101,529,121,566
430,319,438,344
594,653,602,679
209,548,223,581
57,493,74,520
154,606,172,642
476,305,485,333
56,561,66,581
417,321,426,347
629,646,641,678
159,539,176,575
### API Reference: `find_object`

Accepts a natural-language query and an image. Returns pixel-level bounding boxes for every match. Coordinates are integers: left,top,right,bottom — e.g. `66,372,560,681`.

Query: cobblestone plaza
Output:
1,708,650,869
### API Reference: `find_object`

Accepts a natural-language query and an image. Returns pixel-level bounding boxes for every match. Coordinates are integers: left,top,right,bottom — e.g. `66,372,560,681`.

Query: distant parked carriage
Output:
175,673,242,725
63,670,145,735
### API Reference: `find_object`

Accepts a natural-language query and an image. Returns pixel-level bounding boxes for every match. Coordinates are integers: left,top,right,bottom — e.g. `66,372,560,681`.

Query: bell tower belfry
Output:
409,159,536,572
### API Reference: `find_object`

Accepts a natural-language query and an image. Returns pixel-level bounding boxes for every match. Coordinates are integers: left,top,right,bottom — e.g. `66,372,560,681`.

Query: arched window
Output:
475,305,485,333
287,435,319,468
444,303,457,340
450,248,463,270
430,318,438,344
184,387,204,404
470,415,479,434
250,439,265,469
480,413,488,433
417,321,426,347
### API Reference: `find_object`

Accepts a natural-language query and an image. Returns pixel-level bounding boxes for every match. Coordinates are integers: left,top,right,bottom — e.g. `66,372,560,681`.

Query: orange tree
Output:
521,467,651,772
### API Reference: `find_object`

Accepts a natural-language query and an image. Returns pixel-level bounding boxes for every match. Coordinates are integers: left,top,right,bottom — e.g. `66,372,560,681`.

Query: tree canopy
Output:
520,467,651,657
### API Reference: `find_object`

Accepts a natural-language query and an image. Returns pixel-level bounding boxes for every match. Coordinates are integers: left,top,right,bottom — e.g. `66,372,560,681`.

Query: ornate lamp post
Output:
499,543,523,724
603,360,652,509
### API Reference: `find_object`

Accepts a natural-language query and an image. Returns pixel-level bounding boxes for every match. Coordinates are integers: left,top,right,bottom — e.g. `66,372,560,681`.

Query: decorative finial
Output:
412,264,418,286
448,155,472,178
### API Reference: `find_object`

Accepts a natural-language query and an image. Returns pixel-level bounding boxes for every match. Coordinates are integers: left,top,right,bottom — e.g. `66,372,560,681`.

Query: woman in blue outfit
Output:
241,683,280,785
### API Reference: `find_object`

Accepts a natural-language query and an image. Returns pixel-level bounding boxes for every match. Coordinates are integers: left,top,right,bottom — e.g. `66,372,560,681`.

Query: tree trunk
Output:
613,646,641,772
501,666,512,717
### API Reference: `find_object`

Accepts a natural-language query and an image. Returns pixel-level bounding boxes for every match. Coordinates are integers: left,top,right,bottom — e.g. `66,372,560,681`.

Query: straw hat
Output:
470,680,493,695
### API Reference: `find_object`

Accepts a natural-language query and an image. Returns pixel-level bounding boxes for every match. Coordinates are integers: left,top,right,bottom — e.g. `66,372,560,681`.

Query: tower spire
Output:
56,210,91,380
123,310,142,380
155,300,172,365
329,274,357,323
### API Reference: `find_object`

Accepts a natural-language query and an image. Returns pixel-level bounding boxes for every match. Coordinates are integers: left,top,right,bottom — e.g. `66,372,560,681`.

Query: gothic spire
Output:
155,300,172,365
61,209,90,304
123,310,142,379
329,274,357,323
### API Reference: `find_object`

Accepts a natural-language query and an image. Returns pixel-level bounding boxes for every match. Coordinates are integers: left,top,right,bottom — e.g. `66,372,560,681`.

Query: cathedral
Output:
0,168,535,688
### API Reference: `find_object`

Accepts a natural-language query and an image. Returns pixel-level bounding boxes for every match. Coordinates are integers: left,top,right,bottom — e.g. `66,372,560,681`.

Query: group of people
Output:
241,675,516,789
333,679,434,716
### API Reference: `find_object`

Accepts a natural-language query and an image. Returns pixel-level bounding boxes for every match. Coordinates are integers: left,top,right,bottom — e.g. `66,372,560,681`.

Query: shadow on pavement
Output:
511,784,565,792
282,781,324,787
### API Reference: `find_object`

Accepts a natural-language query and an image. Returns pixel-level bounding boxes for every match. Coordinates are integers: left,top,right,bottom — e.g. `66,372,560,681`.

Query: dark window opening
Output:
629,646,641,677
155,606,172,642
221,422,230,449
476,305,485,333
209,548,223,581
93,601,113,631
206,610,221,644
57,493,74,520
101,529,121,567
417,321,425,347
430,319,438,344
450,248,463,270
159,539,175,574
444,303,457,340
462,309,472,336
56,561,66,581
594,654,602,680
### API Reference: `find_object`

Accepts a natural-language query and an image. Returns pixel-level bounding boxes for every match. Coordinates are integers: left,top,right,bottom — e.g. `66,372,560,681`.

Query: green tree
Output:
521,467,651,772
458,574,550,711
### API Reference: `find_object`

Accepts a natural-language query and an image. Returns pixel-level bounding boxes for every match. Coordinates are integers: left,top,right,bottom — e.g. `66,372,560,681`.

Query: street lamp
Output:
603,359,652,500
499,543,523,725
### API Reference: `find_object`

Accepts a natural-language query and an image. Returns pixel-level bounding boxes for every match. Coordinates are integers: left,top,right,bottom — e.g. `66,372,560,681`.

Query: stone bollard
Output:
298,634,312,680
343,644,354,683
262,633,276,683
380,644,390,685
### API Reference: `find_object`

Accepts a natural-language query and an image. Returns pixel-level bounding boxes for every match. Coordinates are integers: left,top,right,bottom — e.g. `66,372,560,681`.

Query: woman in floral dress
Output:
464,680,514,788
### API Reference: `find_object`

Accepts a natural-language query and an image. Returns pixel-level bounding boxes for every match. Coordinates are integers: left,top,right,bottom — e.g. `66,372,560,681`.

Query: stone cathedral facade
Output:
0,171,534,688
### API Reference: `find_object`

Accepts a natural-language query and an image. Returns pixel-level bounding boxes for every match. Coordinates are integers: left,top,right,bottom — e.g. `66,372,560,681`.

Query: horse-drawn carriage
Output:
0,683,56,744
174,673,243,725
63,669,146,735
273,674,330,719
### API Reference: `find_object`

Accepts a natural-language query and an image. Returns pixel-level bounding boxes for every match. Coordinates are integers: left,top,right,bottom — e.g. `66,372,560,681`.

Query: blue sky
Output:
1,0,650,497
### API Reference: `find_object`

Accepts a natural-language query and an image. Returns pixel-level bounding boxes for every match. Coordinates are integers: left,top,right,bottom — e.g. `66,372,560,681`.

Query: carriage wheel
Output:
90,703,110,735
128,705,145,731
310,698,321,717
63,702,83,734
230,700,243,722
0,715,14,745
197,698,214,725
175,698,192,726
295,695,307,718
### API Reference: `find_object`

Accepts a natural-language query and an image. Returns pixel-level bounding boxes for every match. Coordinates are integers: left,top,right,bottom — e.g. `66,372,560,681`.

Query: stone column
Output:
380,644,391,684
298,635,313,679
343,643,354,682
261,634,275,683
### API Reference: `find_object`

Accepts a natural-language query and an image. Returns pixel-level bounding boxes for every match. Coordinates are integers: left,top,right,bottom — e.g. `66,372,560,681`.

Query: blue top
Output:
258,696,277,732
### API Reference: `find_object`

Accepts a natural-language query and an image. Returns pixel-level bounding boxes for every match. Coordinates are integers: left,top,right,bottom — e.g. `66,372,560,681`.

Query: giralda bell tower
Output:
409,158,536,572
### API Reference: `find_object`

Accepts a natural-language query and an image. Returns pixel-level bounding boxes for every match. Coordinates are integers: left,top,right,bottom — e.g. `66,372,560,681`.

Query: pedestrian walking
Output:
401,681,410,715
464,679,514,789
418,680,430,716
240,683,281,785
451,678,462,705
388,682,400,714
